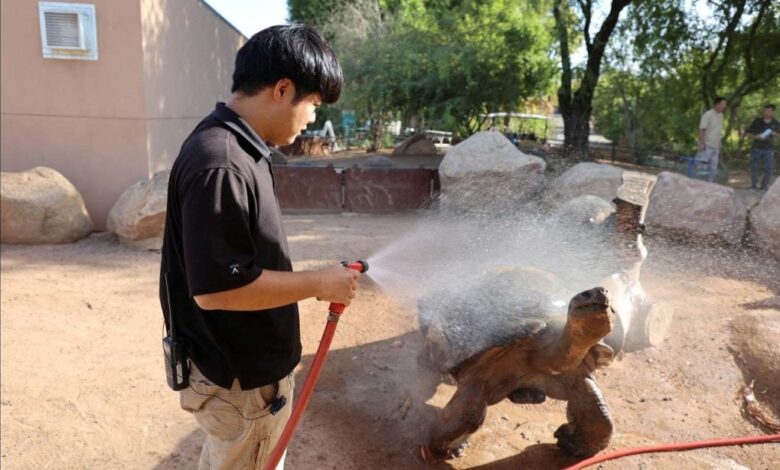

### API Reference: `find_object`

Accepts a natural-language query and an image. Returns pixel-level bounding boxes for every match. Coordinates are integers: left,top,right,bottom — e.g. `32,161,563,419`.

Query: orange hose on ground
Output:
565,433,780,470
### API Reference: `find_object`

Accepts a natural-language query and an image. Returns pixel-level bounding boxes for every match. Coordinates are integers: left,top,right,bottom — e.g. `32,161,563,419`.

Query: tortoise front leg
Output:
554,370,613,458
422,383,487,463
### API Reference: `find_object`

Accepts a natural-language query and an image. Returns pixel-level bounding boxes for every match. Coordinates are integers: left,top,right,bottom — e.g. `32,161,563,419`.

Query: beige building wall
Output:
1,0,245,230
1,0,148,230
140,0,244,174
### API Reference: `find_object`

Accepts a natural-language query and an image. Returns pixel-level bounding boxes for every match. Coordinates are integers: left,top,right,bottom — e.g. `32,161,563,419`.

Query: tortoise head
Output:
566,287,614,343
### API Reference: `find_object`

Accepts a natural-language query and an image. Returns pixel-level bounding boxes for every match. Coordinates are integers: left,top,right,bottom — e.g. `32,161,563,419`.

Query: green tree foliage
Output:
314,0,557,140
288,0,350,26
698,0,779,111
593,65,703,161
594,0,780,162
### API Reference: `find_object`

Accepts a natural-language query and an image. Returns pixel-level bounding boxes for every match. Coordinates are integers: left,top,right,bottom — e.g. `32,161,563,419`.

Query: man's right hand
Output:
317,265,361,306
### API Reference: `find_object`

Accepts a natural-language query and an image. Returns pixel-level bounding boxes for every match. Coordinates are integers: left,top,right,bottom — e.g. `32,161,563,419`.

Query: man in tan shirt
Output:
697,96,727,182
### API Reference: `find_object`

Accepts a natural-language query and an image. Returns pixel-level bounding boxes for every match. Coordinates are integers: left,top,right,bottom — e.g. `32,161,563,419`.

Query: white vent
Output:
44,12,82,49
39,2,98,60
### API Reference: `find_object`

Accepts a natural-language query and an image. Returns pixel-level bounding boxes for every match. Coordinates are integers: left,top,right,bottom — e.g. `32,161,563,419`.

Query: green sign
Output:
341,110,356,130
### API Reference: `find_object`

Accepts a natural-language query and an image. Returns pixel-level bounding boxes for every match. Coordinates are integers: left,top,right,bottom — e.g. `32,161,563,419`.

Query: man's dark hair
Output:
764,103,776,111
714,96,727,105
231,24,343,103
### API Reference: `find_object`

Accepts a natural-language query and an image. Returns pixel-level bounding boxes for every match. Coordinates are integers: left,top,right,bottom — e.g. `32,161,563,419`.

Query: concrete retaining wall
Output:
272,165,438,212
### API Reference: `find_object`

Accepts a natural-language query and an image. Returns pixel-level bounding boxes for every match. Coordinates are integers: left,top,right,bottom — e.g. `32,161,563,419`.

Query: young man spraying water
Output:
159,25,359,469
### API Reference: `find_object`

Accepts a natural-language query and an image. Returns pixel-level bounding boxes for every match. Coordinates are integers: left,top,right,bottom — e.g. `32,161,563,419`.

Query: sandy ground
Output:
2,213,779,469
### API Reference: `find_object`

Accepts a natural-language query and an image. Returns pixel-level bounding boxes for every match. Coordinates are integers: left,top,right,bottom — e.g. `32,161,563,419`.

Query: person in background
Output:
745,103,779,191
698,97,728,182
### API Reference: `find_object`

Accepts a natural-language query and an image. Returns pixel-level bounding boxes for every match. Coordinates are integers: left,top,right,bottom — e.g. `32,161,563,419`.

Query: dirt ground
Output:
2,213,779,469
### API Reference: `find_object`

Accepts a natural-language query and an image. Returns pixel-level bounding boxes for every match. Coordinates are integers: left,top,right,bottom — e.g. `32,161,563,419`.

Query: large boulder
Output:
393,134,438,156
552,195,615,227
1,167,92,244
734,188,763,211
730,311,780,413
749,179,780,259
548,162,624,202
438,131,546,213
107,170,169,242
645,172,747,244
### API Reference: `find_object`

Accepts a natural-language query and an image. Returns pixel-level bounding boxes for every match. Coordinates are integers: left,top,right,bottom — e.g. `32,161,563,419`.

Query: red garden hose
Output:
264,261,368,470
564,433,780,470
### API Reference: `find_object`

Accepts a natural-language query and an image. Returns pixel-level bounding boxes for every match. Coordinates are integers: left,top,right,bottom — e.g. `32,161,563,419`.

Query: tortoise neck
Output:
536,324,598,373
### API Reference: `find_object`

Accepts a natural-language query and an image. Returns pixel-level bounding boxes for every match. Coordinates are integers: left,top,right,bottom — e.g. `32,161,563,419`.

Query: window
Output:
38,2,98,61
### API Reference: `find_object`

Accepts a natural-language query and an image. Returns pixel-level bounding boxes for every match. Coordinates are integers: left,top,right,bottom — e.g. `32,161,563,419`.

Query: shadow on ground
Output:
154,329,587,469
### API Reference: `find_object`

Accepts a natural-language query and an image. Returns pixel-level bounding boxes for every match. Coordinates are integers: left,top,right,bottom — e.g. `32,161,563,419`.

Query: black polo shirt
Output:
746,117,780,150
159,102,301,390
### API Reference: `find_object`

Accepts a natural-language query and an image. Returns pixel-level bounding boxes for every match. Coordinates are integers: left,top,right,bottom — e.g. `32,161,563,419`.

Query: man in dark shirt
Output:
746,103,779,190
159,25,359,469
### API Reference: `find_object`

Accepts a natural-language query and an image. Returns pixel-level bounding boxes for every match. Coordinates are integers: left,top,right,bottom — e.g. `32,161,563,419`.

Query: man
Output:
159,25,359,469
697,97,728,182
745,103,779,190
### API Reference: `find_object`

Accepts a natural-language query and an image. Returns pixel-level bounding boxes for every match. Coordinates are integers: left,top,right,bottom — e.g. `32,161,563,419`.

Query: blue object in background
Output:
677,155,712,180
341,110,356,132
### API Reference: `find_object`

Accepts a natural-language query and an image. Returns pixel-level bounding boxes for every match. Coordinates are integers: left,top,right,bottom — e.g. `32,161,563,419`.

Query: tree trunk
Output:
553,0,631,161
623,105,639,163
561,99,593,160
368,115,384,152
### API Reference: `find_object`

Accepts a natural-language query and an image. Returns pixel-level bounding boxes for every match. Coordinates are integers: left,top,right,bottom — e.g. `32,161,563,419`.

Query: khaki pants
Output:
180,364,294,470
696,147,720,182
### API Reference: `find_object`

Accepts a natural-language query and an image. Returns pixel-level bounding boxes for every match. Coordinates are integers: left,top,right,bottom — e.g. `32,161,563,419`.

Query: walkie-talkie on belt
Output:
163,272,190,390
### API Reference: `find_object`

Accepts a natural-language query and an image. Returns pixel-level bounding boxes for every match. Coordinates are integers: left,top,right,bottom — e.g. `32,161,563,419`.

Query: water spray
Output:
264,260,369,470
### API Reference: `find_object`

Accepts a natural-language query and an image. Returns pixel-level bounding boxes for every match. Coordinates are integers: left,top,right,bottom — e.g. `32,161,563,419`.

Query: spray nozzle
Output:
341,260,369,273
328,260,369,316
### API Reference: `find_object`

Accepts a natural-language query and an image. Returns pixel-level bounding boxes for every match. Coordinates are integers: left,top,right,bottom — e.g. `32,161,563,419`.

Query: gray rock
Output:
734,188,763,211
438,131,546,213
731,311,780,413
107,170,169,242
553,195,615,226
749,179,780,259
1,167,92,244
392,134,438,155
548,162,625,202
645,172,747,245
